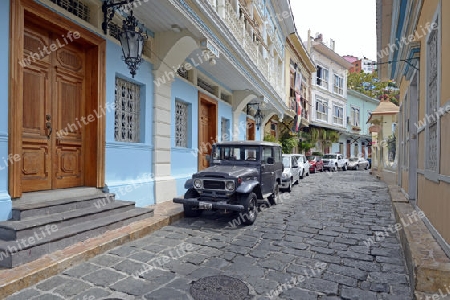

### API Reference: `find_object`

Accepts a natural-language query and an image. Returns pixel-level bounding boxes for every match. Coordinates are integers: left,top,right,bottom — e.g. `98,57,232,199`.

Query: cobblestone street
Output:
6,171,412,300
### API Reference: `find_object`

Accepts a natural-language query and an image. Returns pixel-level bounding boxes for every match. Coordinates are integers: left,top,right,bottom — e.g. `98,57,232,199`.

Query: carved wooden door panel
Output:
21,21,85,192
198,102,210,171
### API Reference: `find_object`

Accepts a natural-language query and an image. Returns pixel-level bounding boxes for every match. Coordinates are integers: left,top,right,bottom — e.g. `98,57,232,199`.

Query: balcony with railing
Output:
210,0,285,100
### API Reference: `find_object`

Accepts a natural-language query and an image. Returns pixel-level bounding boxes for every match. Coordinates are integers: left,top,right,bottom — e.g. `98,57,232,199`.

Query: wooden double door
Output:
21,20,85,192
198,93,217,171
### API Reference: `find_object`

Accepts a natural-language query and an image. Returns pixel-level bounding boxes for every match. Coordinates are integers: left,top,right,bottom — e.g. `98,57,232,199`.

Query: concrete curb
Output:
376,172,450,298
0,202,184,298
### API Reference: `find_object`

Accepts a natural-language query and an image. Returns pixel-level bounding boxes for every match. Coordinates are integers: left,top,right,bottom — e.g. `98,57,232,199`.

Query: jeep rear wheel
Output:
268,183,280,205
240,192,258,225
183,189,202,218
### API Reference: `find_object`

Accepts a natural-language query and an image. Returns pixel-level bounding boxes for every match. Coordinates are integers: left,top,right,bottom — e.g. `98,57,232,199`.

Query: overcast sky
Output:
289,0,377,60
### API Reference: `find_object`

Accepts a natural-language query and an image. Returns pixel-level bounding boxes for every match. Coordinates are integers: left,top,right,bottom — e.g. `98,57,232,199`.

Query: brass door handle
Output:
46,122,52,139
45,114,52,139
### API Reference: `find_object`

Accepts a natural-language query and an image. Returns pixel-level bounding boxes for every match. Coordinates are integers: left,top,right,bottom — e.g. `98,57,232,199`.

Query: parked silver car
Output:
348,157,370,170
281,154,300,192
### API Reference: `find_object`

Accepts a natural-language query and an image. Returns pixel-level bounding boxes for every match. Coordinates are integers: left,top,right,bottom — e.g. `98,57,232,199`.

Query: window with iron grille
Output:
50,0,90,22
115,78,140,143
221,118,230,141
197,77,215,95
426,17,439,173
175,100,189,147
220,93,231,103
177,68,189,80
108,22,121,41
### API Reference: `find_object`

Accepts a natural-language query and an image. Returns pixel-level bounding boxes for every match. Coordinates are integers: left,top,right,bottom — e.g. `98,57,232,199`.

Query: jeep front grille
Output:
203,180,225,190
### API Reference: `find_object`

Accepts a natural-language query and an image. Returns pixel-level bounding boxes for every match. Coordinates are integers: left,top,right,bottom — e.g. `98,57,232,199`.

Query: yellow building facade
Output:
377,0,450,253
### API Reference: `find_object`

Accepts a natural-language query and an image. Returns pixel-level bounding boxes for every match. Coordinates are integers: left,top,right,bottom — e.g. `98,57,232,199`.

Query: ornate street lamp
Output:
102,0,147,78
247,102,264,131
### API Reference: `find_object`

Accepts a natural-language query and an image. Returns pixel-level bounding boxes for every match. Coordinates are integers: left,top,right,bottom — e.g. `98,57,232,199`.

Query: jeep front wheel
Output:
268,183,280,205
183,189,202,218
240,192,258,225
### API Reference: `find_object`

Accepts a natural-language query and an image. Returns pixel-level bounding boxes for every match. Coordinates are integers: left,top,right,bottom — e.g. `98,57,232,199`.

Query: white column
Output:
152,69,177,203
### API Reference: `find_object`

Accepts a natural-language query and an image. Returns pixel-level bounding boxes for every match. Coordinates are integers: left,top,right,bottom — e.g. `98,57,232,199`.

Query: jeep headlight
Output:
193,179,203,189
225,181,235,191
282,173,288,179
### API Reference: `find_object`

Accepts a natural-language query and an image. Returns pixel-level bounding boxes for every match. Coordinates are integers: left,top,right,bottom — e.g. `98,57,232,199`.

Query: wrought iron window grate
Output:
197,77,215,95
220,93,231,103
115,78,140,143
177,68,189,80
108,22,121,41
221,118,230,141
175,101,189,147
426,20,438,172
50,0,90,22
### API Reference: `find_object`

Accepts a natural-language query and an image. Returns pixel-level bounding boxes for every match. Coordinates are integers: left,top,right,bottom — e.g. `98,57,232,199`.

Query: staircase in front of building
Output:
0,188,154,268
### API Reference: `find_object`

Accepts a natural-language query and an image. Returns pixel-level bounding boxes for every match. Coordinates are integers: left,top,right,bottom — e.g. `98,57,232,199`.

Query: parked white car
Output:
348,157,370,170
281,154,300,192
293,154,310,178
322,153,348,171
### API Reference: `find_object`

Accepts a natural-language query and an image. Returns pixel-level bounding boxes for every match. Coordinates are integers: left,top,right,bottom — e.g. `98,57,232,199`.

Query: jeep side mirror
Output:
267,157,274,164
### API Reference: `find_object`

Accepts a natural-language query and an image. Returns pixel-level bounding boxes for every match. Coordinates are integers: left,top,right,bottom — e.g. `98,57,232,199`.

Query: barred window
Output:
221,118,230,141
115,78,140,143
175,100,189,147
426,18,439,172
50,0,90,22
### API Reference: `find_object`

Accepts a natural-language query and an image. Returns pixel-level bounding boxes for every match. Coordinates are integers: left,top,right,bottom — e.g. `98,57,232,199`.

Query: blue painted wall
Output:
0,1,11,221
218,100,233,142
104,40,155,207
171,79,200,197
347,90,380,136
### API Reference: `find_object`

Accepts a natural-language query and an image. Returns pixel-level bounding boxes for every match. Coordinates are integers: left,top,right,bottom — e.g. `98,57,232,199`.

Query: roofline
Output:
311,42,353,69
347,89,381,104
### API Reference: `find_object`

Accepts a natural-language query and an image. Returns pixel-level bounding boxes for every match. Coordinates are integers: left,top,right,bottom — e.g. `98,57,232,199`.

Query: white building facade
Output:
308,37,353,154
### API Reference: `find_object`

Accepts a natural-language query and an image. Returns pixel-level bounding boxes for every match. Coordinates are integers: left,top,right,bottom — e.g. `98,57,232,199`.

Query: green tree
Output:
347,71,399,105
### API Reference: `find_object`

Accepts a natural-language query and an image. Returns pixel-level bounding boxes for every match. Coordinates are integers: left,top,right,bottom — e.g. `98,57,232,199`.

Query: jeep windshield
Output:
212,146,260,163
323,154,337,159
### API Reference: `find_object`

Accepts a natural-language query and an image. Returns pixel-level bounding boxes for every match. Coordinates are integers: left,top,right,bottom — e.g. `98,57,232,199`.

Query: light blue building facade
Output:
0,0,294,221
342,90,380,158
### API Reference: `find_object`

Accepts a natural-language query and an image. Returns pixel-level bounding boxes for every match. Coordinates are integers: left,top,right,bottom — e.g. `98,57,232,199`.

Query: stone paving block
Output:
110,277,160,296
4,288,41,300
32,294,65,300
322,271,358,287
63,262,101,278
72,287,112,300
88,253,122,267
35,276,68,292
81,269,127,287
143,287,189,300
341,286,378,300
53,279,92,298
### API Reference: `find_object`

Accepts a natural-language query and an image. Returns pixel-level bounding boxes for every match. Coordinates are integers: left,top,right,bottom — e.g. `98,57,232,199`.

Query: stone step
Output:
0,200,135,241
0,206,154,268
11,193,115,221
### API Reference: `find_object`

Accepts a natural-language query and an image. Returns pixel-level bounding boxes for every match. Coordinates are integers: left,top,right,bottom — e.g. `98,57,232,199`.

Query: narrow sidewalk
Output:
375,170,450,299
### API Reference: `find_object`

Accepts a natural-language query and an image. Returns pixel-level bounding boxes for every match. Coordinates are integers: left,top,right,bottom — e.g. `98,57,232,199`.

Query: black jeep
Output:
173,141,283,225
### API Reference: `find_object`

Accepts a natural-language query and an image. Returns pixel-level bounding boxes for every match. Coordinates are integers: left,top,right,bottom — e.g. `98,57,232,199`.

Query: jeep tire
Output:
183,189,202,218
268,183,280,205
240,192,258,225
